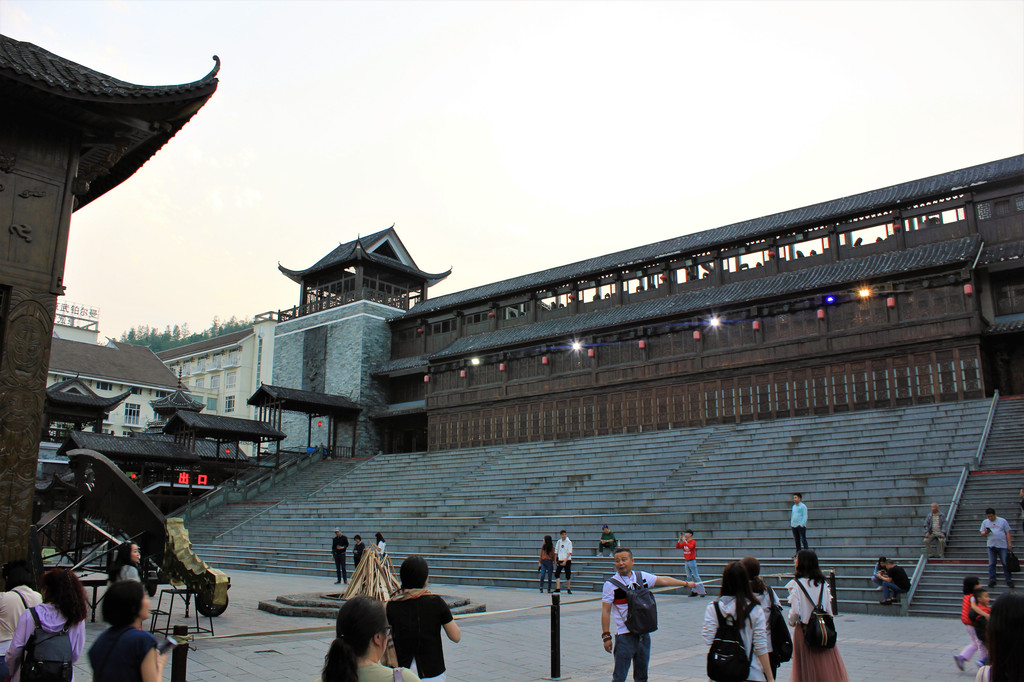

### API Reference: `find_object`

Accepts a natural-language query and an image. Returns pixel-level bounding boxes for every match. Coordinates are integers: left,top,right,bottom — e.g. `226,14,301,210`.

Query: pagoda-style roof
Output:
247,384,361,417
278,226,451,286
403,155,1024,318
164,410,286,444
150,387,204,416
46,377,131,410
0,34,219,210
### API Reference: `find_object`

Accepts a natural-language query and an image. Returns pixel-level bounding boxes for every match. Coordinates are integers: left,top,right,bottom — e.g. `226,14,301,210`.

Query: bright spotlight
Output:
470,357,481,366
709,317,721,327
858,288,871,298
570,341,582,351
824,295,836,304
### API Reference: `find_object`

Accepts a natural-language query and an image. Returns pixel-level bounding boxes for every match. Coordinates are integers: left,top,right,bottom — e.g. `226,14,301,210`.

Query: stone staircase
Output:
909,396,1024,618
182,399,995,615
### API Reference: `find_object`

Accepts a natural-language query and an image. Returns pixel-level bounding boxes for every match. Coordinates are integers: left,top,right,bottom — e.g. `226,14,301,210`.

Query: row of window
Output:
190,371,237,390
427,352,982,449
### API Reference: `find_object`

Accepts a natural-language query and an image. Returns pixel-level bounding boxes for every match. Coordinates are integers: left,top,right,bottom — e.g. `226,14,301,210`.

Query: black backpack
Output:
767,587,793,663
795,580,837,649
609,572,658,634
20,607,73,682
707,600,752,682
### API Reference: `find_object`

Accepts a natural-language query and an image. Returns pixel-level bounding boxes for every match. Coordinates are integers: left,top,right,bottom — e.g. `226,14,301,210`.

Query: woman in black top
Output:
386,557,461,681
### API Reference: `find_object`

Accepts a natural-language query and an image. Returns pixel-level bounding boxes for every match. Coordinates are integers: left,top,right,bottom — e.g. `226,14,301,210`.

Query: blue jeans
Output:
612,632,650,682
881,580,907,601
684,559,702,586
988,546,1014,586
539,559,553,591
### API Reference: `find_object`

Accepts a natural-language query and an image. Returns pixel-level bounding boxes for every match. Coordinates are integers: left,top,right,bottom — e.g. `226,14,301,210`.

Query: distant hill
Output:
117,316,252,353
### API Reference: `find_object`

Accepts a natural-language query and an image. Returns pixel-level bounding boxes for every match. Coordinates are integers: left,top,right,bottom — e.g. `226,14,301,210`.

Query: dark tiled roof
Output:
978,240,1024,266
406,155,1024,317
150,388,204,413
428,236,981,359
58,431,201,463
164,410,286,442
247,384,361,415
0,34,218,210
46,378,131,410
373,355,429,376
278,227,450,285
986,314,1024,335
58,431,247,462
49,339,179,389
156,329,253,361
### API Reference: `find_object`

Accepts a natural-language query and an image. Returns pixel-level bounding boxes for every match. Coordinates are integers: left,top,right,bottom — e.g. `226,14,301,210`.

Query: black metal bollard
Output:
828,569,838,616
550,593,561,679
171,625,189,682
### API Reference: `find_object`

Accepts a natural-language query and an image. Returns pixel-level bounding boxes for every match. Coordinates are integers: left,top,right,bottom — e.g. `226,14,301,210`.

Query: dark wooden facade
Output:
371,156,1024,452
0,35,217,566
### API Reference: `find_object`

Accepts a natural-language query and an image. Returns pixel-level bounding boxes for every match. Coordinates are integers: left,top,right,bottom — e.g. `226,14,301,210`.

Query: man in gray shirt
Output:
979,507,1014,589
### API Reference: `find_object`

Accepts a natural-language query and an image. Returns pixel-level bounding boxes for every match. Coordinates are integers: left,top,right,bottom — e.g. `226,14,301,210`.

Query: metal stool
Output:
149,587,214,637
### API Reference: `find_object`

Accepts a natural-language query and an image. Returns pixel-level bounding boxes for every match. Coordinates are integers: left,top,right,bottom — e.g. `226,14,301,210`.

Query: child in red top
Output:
954,576,981,670
675,529,702,597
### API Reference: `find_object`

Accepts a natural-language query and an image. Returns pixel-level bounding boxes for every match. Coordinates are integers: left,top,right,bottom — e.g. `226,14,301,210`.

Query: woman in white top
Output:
374,533,387,557
109,543,142,583
702,561,775,682
785,549,849,682
741,556,783,681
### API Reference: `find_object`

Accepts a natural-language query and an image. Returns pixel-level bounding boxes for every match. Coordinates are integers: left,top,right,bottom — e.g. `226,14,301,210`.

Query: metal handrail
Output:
945,466,970,537
973,390,1000,468
902,553,928,616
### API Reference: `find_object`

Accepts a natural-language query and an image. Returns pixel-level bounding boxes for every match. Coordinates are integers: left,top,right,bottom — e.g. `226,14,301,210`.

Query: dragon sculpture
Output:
68,449,230,616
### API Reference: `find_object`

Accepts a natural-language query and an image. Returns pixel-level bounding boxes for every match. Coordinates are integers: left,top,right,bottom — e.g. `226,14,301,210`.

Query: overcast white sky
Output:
2,0,1022,339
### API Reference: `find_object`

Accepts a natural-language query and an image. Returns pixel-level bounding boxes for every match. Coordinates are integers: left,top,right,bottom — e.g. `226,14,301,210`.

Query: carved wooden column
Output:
0,117,78,567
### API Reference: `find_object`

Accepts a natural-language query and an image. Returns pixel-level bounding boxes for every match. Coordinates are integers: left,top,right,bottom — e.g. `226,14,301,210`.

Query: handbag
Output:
1008,551,1020,573
795,580,837,649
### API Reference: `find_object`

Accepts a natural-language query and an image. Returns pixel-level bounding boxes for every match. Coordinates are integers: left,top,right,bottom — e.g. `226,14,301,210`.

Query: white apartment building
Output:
158,314,276,420
46,338,179,437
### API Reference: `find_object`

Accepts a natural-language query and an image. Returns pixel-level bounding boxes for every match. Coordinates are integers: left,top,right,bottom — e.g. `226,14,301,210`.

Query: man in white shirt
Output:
980,507,1014,589
554,530,573,594
600,548,695,682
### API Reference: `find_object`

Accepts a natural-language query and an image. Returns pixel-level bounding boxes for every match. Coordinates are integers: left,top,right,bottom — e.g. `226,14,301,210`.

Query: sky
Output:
2,0,1022,340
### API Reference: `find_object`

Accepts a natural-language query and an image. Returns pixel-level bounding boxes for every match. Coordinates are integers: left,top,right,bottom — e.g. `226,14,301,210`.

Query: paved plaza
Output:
71,568,978,681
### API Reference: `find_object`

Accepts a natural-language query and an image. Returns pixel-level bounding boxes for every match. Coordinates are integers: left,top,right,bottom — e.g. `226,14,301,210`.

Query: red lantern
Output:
693,330,701,340
416,328,424,334
963,284,974,296
587,348,595,358
488,311,495,317
886,296,896,308
817,309,825,319
499,363,506,371
638,339,646,349
659,273,667,283
542,356,549,365
423,375,430,383
460,369,466,378
752,320,760,331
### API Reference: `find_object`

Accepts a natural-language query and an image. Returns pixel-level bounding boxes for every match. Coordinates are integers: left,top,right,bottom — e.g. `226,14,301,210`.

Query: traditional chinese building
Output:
0,34,218,565
272,156,1024,455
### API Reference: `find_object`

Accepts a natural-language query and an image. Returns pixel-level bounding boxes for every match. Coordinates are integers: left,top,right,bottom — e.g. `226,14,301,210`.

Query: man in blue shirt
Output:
980,507,1014,589
790,493,809,554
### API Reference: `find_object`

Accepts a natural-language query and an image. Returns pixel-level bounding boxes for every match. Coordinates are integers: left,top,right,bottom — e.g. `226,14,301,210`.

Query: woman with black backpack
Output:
741,556,790,681
785,549,849,682
702,562,775,682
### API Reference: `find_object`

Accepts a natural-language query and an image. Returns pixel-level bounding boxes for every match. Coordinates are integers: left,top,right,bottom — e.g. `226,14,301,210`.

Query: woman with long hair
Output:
741,556,783,680
323,596,419,682
109,542,142,583
375,533,387,558
88,580,170,681
701,561,775,682
386,557,461,682
539,536,555,593
4,568,87,682
977,590,1024,682
785,549,848,682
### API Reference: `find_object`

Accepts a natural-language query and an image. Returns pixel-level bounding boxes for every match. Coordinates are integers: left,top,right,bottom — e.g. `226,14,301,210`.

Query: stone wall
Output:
272,300,401,456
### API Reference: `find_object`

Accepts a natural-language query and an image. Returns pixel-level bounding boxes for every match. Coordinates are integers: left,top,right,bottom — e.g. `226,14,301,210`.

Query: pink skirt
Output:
789,622,850,682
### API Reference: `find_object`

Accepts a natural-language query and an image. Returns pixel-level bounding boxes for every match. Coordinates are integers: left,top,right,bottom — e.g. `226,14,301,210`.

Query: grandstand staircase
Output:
909,396,1024,618
181,400,997,615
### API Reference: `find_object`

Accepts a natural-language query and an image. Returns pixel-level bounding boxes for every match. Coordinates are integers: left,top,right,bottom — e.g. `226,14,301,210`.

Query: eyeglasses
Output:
383,626,392,640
